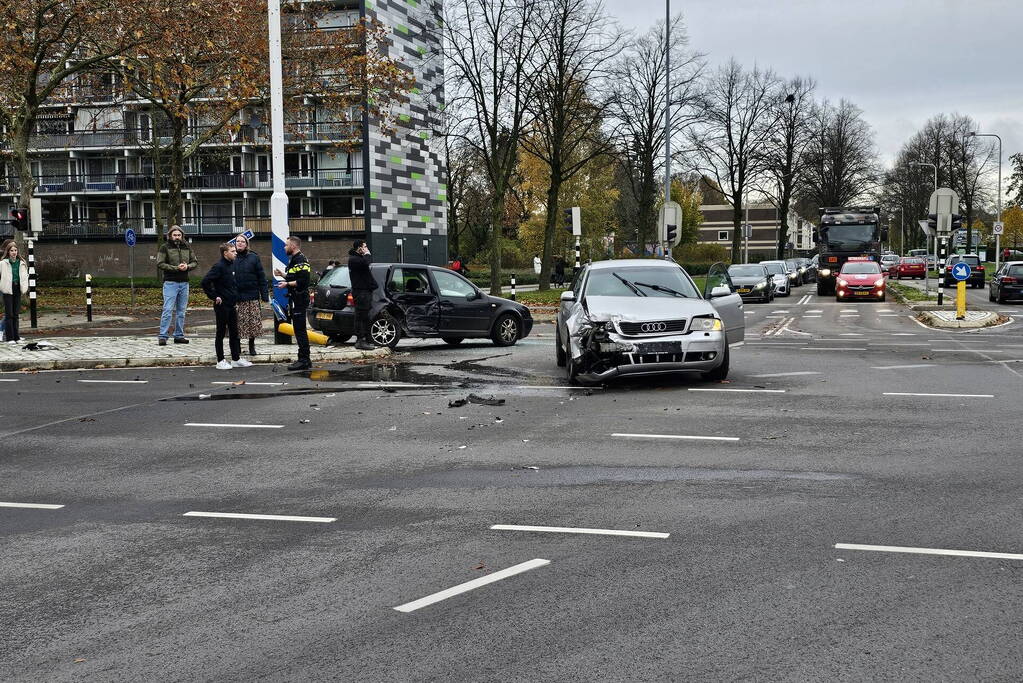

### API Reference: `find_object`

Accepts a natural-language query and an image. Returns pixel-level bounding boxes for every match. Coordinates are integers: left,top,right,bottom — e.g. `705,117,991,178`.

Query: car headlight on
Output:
799,267,806,273
837,278,848,287
874,279,885,288
690,317,722,332
788,273,797,280
819,268,831,277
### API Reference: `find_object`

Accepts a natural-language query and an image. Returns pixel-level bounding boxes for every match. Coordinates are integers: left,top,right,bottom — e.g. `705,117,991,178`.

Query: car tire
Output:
702,344,730,382
369,313,402,349
442,337,464,345
989,287,996,302
328,335,352,345
997,291,1007,304
491,313,520,346
555,325,567,367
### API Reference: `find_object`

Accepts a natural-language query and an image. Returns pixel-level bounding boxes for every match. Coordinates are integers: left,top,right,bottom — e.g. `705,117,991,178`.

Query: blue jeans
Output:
159,281,189,339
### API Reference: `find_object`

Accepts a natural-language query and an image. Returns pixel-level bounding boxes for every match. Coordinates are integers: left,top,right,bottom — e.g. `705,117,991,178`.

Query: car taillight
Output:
346,292,355,306
1003,277,1017,284
977,265,984,271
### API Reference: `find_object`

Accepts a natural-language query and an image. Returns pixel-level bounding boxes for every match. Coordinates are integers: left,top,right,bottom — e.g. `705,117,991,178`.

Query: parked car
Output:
727,264,775,303
307,262,533,348
759,261,792,296
836,259,886,302
555,259,744,384
939,254,985,288
890,256,926,279
988,261,1023,303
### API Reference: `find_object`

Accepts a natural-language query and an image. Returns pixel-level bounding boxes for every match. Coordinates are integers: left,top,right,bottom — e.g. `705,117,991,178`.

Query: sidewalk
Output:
0,336,388,372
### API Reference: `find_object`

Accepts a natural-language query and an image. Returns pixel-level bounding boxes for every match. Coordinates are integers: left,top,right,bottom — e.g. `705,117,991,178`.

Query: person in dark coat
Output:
274,236,312,371
348,240,378,350
201,243,250,370
553,256,566,288
231,234,268,356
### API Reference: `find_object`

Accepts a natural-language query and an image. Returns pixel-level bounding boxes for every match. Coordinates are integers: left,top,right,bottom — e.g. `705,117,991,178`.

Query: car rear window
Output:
728,265,767,278
841,262,882,274
947,256,980,266
901,258,924,264
1008,265,1023,277
319,266,351,288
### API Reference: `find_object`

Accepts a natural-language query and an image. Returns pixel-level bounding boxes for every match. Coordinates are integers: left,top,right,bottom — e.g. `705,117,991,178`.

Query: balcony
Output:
245,216,364,234
1,168,365,196
36,215,365,239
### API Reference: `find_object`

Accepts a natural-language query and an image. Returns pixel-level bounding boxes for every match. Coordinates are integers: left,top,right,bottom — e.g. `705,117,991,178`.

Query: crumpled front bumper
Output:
569,327,727,383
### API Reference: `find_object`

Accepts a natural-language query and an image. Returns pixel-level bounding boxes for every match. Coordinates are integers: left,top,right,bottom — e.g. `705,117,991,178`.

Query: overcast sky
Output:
603,0,1021,173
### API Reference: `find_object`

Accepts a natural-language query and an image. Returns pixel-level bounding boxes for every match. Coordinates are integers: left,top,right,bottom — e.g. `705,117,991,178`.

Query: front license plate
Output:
737,288,751,293
315,312,334,320
636,341,684,353
853,291,870,296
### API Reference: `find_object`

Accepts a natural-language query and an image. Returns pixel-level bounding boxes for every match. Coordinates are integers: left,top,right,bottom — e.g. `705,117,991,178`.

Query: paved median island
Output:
915,309,1006,329
0,337,389,372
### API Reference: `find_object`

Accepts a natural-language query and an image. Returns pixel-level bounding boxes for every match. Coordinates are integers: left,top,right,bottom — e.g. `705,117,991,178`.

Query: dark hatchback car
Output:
940,254,985,288
989,261,1023,303
727,264,775,302
307,263,533,348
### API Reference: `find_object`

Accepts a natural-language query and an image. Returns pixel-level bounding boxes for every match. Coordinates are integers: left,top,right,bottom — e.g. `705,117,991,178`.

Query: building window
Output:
718,231,729,241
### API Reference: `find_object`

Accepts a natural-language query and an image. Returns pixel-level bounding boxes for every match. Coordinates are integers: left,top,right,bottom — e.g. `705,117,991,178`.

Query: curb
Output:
915,310,1005,329
0,346,390,372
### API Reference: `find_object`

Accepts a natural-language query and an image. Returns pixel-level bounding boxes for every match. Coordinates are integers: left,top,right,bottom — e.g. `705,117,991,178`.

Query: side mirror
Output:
560,290,576,303
467,290,482,301
710,285,731,298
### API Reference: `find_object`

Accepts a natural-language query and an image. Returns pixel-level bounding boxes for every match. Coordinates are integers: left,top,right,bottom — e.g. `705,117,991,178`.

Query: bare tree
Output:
520,0,621,289
608,16,703,256
443,0,546,294
944,114,995,250
797,99,879,210
690,59,781,262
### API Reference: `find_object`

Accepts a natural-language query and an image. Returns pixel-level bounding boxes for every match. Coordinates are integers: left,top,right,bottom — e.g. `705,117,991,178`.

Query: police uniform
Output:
284,251,312,368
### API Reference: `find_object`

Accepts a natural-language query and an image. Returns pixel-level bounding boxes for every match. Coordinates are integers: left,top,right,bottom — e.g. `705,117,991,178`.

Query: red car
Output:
890,256,926,279
836,260,886,302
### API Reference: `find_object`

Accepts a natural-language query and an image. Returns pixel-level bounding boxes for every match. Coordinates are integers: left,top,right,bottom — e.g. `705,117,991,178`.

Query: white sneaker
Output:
231,358,253,368
215,360,233,370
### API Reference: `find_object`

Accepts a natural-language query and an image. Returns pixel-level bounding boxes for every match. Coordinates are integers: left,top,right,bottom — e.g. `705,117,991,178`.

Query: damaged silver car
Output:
555,260,744,385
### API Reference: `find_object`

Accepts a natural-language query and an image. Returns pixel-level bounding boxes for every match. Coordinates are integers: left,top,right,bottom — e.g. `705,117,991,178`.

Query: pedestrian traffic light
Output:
927,213,937,232
9,208,28,232
665,224,678,246
563,208,573,235
951,214,963,231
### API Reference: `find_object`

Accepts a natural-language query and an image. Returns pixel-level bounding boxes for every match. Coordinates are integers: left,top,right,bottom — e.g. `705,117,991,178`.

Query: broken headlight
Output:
690,316,722,332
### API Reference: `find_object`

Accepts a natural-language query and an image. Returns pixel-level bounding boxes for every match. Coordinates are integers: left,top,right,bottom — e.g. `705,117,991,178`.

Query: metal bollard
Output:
937,290,943,306
27,238,37,328
86,274,93,322
510,273,516,301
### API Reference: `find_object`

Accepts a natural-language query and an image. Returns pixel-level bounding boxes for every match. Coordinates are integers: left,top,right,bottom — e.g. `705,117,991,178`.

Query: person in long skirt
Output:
231,234,268,355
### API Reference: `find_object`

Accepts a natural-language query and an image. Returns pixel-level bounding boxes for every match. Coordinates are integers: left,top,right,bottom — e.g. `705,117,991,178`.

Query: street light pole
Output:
662,0,671,260
910,161,938,296
969,132,1002,272
268,0,290,342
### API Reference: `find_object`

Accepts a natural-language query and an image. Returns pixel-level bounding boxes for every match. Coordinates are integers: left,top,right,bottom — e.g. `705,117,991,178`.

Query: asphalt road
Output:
3,283,1023,681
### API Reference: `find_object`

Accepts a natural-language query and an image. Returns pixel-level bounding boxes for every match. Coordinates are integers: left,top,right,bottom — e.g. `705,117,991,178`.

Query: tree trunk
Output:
731,199,743,263
539,178,561,291
11,120,36,250
488,189,504,296
167,121,185,228
777,187,791,258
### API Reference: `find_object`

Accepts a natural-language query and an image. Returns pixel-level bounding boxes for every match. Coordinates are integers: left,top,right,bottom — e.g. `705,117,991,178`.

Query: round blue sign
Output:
950,261,971,281
125,229,136,247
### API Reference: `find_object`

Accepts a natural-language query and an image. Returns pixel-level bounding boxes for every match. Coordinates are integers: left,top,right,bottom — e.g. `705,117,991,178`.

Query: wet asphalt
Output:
2,287,1023,681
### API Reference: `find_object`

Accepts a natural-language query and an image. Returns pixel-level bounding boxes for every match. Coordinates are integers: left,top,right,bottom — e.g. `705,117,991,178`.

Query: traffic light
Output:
9,208,28,232
563,208,573,234
927,213,937,232
951,214,963,231
665,224,678,246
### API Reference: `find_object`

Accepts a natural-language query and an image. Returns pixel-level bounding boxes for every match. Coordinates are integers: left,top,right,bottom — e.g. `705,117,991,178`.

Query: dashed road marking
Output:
393,558,551,613
211,381,285,386
882,392,993,398
0,378,19,382
687,388,785,393
0,502,64,510
835,543,1023,562
77,379,148,384
800,347,866,351
491,524,670,539
612,433,740,442
751,371,823,378
184,423,285,429
183,511,336,523
871,364,937,370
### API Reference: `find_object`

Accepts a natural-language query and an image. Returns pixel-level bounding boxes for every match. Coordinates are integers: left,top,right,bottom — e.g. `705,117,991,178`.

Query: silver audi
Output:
555,259,745,384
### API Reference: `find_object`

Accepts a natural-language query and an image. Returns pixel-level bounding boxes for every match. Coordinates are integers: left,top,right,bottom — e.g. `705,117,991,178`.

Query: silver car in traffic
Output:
555,260,744,384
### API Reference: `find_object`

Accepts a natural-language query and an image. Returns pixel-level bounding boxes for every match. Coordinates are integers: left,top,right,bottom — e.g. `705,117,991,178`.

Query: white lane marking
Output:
356,383,441,388
806,309,823,313
928,349,1006,353
514,385,601,390
183,511,336,523
835,543,1023,562
871,364,937,370
77,379,148,384
772,310,790,314
802,315,822,318
491,524,669,539
839,333,864,336
211,381,285,386
687,388,785,393
839,314,860,318
612,432,739,442
184,423,284,429
882,392,993,398
884,343,930,346
891,333,916,336
997,310,1021,313
751,371,822,378
0,501,65,510
745,342,804,346
800,347,866,351
728,341,745,348
393,558,550,613
840,309,857,313
0,378,20,382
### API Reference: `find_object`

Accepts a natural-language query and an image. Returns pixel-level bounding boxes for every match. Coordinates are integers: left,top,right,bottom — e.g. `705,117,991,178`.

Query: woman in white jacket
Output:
0,241,30,343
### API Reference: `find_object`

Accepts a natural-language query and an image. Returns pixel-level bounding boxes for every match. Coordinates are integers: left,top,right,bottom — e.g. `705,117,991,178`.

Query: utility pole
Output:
969,132,1002,271
267,0,290,343
662,0,671,260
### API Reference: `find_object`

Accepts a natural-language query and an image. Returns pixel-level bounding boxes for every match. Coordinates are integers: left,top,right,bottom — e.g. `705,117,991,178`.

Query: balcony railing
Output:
6,121,362,151
1,168,364,195
36,214,365,239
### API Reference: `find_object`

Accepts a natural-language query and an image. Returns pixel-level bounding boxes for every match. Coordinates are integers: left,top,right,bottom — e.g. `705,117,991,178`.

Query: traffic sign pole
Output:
957,280,967,320
125,228,137,308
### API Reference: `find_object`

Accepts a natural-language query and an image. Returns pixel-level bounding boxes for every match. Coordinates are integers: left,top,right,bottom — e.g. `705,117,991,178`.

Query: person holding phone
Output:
347,240,378,350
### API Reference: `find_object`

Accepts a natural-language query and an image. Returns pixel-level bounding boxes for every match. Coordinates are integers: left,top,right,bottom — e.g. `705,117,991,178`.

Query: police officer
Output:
274,236,312,371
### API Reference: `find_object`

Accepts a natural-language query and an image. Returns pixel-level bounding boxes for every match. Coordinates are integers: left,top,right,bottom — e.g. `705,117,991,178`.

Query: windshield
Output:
319,266,352,287
823,224,876,250
584,266,700,298
841,262,882,274
728,265,767,278
762,262,786,275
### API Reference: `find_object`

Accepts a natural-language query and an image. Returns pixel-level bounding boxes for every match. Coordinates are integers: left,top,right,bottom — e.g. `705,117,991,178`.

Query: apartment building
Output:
697,203,814,259
0,0,446,272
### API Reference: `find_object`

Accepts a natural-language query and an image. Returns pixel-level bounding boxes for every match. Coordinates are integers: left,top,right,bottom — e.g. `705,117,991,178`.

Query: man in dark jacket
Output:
348,240,378,350
201,243,250,370
274,236,312,371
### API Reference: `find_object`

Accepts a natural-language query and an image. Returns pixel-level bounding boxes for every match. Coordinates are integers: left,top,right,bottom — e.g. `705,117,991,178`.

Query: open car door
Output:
702,262,744,345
